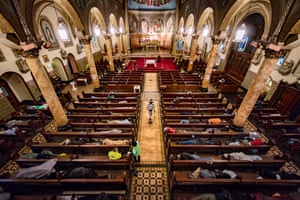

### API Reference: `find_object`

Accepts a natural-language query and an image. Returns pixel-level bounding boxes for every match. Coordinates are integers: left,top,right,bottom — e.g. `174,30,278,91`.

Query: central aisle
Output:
139,73,165,164
129,72,169,200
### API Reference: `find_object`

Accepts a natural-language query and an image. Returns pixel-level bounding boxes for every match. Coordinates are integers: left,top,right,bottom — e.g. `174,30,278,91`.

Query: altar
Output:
145,59,157,67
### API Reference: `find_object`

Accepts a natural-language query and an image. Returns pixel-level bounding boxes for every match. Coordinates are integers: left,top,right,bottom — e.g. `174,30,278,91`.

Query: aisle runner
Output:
129,73,169,199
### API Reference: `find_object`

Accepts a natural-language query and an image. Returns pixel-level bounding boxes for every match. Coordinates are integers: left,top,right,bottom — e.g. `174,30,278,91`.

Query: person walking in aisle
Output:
147,99,155,121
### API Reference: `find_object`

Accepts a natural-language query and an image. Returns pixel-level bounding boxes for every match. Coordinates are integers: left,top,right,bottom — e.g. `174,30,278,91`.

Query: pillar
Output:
122,33,128,55
171,0,179,55
172,35,179,55
187,34,199,72
232,50,280,129
104,34,114,71
116,33,123,61
200,38,219,92
22,43,68,127
81,37,100,88
124,0,130,54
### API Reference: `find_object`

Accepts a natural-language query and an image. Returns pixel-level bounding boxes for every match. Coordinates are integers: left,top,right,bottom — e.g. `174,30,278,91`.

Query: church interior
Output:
0,0,300,199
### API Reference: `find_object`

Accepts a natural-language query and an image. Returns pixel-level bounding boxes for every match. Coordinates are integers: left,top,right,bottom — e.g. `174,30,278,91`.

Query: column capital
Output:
20,41,43,58
79,35,92,44
260,41,287,59
211,36,222,45
192,34,199,40
104,34,112,40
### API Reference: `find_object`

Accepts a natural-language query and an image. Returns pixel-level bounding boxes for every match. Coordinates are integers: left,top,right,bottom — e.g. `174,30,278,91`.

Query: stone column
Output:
104,34,114,71
232,50,279,129
116,33,123,61
200,38,219,92
122,33,128,54
22,43,68,127
81,37,100,88
172,34,179,55
171,0,179,55
187,34,199,72
124,0,130,54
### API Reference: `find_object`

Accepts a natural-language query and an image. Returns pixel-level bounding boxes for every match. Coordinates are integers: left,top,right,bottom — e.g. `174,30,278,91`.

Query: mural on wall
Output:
40,18,59,49
128,0,176,10
140,19,149,33
166,17,174,33
153,19,164,33
129,15,138,33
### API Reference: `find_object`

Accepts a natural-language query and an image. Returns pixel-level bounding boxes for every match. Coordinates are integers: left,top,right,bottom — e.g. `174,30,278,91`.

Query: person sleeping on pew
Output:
224,135,266,146
173,152,213,163
103,138,129,145
176,137,217,145
0,126,19,135
258,168,300,180
106,118,133,124
222,152,262,162
188,167,239,179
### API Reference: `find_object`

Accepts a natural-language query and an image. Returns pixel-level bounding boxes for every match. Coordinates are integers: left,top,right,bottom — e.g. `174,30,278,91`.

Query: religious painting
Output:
129,15,137,33
42,55,50,63
140,19,149,33
16,58,30,73
153,19,164,33
128,0,176,10
40,18,59,50
166,17,174,33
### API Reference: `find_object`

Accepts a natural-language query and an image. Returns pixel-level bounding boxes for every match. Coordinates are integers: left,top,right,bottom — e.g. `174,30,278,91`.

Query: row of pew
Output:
0,71,144,199
160,88,300,199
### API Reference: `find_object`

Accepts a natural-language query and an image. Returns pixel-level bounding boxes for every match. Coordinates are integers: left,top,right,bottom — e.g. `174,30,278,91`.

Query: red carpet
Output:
126,57,177,72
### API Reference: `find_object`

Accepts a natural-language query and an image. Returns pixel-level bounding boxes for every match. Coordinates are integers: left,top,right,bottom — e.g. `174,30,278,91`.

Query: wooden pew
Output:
165,130,246,140
275,128,300,139
162,97,223,103
42,128,134,137
163,115,233,124
162,102,227,108
69,122,136,132
15,155,131,170
163,107,229,114
170,171,300,190
30,142,131,155
72,101,138,108
167,141,272,155
169,154,287,171
77,96,139,103
0,171,129,195
81,91,140,98
164,122,231,129
256,113,289,127
67,114,137,121
67,108,138,115
265,120,300,130
161,92,219,98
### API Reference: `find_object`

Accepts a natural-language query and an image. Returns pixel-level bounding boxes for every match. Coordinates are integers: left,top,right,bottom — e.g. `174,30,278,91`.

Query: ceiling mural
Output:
128,0,176,10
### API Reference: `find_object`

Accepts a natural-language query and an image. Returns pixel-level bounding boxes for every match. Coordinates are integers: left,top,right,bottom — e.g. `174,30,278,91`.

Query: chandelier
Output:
133,0,171,7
